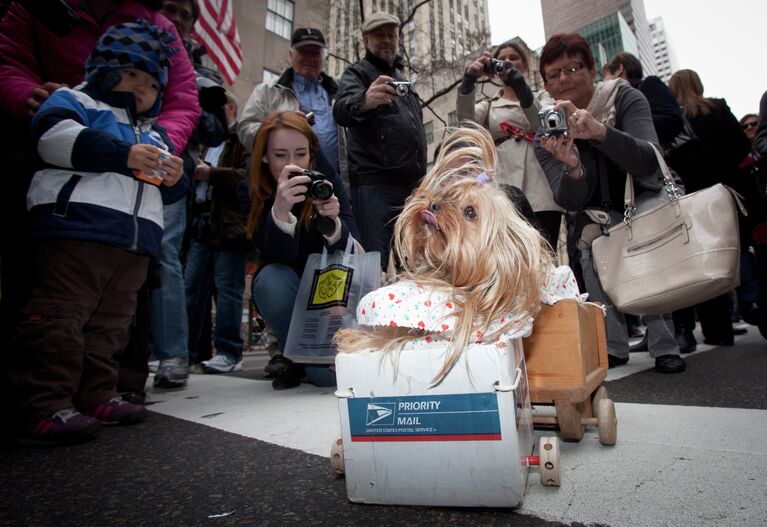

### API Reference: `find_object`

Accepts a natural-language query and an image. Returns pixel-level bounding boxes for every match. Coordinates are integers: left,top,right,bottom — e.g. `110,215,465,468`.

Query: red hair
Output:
246,111,319,238
539,33,595,81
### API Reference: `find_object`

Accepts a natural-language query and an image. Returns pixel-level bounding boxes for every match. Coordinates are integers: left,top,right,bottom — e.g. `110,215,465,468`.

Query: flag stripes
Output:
193,0,242,84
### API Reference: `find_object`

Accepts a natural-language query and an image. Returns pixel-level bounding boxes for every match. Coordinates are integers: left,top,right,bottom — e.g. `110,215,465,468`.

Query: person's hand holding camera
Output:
555,101,607,142
465,51,493,80
361,75,396,111
314,192,339,221
273,164,312,223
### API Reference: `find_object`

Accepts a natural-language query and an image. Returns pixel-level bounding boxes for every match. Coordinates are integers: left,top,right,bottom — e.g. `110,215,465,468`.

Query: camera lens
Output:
396,84,408,96
310,180,333,201
547,114,561,128
314,215,336,236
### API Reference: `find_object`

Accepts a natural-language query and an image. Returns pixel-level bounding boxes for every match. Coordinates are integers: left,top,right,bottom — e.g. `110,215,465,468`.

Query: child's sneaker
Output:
82,398,148,425
22,408,101,444
201,354,243,374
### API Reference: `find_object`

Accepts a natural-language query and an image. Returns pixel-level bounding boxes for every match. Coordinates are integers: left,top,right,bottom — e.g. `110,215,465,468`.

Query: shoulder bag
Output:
591,144,742,315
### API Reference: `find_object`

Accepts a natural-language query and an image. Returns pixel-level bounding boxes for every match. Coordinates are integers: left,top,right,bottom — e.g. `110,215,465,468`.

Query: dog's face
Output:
395,177,529,289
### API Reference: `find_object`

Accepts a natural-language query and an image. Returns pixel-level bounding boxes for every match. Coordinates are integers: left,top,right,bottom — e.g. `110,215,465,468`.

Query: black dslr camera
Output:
290,170,334,201
538,105,569,138
387,81,411,96
485,58,508,76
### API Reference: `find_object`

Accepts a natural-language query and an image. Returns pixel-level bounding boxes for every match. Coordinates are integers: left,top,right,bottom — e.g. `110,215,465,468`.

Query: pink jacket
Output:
0,1,200,153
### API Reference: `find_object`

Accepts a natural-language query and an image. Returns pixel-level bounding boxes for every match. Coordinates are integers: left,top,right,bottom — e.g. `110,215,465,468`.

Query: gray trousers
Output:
580,247,680,359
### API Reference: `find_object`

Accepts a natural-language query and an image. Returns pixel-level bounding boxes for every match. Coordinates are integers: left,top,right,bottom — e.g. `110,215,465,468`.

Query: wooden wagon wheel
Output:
596,398,618,446
330,436,345,476
591,385,608,417
554,399,585,441
539,436,561,487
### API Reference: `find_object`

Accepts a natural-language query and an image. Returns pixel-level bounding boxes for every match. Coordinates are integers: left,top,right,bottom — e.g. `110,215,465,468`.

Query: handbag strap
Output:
341,235,354,266
623,143,682,224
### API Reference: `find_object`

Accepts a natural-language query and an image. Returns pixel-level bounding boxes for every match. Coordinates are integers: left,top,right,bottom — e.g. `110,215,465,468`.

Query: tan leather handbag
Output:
591,145,742,315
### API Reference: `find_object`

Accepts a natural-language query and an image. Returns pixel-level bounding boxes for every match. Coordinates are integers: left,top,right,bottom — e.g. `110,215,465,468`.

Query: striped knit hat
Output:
85,20,178,93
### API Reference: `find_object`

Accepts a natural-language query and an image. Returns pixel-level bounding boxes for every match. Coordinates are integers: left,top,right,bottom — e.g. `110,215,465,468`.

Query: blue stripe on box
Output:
347,393,502,442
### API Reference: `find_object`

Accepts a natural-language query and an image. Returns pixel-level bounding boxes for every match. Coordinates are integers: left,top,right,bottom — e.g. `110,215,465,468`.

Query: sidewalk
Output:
2,327,766,526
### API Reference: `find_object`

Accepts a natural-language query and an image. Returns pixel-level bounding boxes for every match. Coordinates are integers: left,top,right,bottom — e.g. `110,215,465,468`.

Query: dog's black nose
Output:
429,202,440,213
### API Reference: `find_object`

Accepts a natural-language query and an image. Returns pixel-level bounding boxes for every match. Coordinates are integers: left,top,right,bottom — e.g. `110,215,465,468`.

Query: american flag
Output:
193,0,243,84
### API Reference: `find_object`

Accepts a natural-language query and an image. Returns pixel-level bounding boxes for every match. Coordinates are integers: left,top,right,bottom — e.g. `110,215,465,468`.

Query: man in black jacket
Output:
333,11,427,267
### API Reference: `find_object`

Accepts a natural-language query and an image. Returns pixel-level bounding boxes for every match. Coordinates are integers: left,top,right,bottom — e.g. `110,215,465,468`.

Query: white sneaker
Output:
201,354,243,373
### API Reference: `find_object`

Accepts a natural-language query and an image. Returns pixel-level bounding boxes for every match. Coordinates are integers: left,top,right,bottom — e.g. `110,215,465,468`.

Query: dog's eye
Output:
463,206,477,220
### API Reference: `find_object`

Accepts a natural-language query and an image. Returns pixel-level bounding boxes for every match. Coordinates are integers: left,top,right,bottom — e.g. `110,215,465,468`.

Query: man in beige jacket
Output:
237,28,342,177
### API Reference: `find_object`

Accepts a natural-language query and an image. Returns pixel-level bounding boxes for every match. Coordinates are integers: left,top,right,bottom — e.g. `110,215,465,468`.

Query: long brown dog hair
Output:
336,126,552,385
245,111,319,238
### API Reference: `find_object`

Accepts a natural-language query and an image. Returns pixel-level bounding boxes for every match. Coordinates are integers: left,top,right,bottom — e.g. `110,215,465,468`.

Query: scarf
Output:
585,78,629,128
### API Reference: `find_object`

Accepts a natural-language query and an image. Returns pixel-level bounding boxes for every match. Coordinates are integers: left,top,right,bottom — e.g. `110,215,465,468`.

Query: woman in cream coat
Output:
457,41,563,251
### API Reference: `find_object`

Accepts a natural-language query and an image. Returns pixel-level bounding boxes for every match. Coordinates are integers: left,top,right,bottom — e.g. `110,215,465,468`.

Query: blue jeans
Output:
150,200,189,361
252,263,335,387
184,239,246,363
351,183,413,268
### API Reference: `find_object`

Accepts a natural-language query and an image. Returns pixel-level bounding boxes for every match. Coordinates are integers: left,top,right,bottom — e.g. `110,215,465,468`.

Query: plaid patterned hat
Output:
85,20,178,92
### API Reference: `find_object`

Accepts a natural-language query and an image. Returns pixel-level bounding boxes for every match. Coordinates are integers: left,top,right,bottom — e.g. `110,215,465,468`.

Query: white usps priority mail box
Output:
334,337,534,508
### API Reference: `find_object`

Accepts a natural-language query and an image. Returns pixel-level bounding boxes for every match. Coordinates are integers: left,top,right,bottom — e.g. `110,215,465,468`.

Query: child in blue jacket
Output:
9,20,184,444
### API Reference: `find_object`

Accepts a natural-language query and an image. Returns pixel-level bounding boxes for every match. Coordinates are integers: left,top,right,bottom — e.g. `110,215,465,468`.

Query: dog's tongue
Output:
420,210,440,231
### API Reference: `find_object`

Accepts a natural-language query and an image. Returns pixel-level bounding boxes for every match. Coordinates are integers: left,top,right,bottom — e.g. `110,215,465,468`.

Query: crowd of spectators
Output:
0,1,764,445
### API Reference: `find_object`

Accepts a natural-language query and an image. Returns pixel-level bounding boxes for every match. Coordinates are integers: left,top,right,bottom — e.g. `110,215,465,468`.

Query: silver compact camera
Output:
388,81,411,96
538,105,569,137
485,58,508,76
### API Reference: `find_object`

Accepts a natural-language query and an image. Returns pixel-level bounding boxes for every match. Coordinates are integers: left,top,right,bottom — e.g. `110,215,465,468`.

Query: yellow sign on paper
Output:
307,264,353,310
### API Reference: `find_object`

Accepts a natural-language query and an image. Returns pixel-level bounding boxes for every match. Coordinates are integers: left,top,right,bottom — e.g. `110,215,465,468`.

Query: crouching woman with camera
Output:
242,111,358,389
533,33,686,374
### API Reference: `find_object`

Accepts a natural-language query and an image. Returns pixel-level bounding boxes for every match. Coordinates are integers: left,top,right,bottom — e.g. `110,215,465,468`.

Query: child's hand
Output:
158,153,184,186
128,144,164,174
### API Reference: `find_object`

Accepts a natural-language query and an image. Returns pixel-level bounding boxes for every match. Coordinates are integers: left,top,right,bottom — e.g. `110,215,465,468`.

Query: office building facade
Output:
541,0,656,77
649,16,678,83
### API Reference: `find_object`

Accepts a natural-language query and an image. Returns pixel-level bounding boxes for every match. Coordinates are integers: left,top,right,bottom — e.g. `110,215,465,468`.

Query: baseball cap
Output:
361,12,400,34
291,28,326,49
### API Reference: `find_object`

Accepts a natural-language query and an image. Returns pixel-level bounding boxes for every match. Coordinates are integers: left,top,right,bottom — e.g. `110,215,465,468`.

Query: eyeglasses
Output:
544,61,585,83
742,121,758,130
162,3,193,23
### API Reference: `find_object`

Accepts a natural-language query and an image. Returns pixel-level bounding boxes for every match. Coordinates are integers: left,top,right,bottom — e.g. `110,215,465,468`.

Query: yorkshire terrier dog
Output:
336,126,580,385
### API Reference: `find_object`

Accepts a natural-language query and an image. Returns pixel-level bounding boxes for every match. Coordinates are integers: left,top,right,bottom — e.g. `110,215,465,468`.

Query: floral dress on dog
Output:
356,265,586,350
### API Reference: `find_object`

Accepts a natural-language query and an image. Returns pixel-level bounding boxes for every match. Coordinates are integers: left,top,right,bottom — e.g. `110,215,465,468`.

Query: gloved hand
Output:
459,69,480,95
502,67,534,109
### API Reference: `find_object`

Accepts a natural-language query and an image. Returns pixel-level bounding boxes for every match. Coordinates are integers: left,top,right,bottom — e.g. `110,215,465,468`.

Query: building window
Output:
266,0,293,40
425,121,434,144
448,111,458,127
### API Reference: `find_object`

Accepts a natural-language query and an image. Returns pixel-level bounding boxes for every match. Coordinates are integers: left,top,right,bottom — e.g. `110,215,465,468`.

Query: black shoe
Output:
264,353,290,379
608,354,629,368
733,327,748,336
703,337,734,346
655,354,686,373
675,329,697,354
629,336,648,352
272,363,304,390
